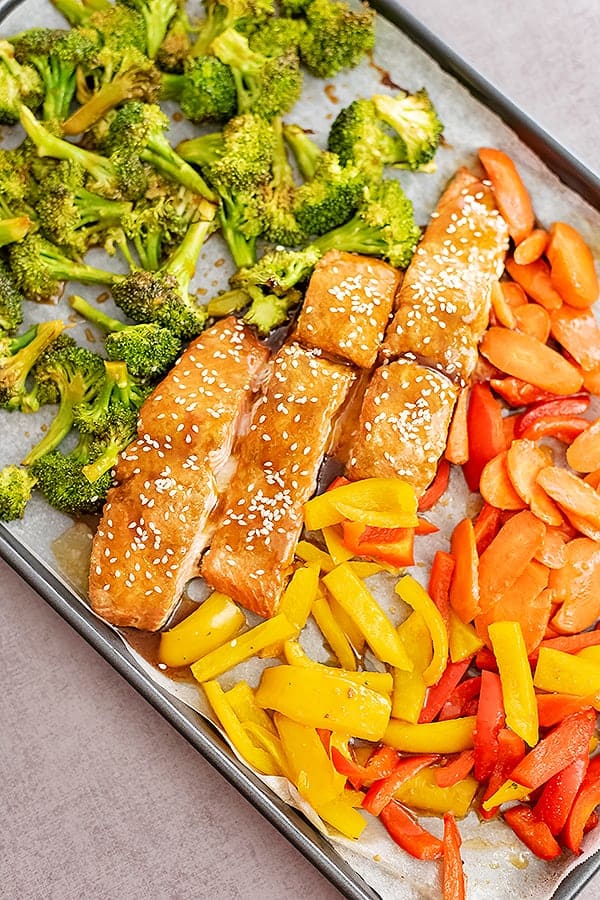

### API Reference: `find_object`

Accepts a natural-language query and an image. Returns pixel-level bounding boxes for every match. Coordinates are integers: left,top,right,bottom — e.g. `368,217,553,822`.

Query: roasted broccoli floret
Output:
279,0,311,14
119,0,179,59
70,294,182,378
328,97,398,181
0,146,38,214
23,334,106,465
259,118,303,246
371,89,443,172
50,0,112,27
0,321,65,410
0,260,25,335
0,464,37,521
111,205,216,338
207,284,301,335
156,1,193,72
299,0,374,78
0,215,32,248
30,432,112,515
88,3,147,52
192,0,275,56
248,16,306,56
0,39,43,124
10,27,98,122
232,245,321,295
161,55,237,124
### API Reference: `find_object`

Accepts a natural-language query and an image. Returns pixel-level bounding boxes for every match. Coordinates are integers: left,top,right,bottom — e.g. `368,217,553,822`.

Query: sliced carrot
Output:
480,451,527,510
562,509,600,542
480,327,583,395
566,418,600,473
513,303,551,343
546,221,599,309
491,281,516,328
478,510,546,613
473,503,502,555
445,387,469,465
505,257,564,311
550,305,600,372
513,229,548,265
501,280,529,308
449,518,480,623
506,439,563,526
490,377,555,408
534,527,568,569
549,538,600,633
537,467,600,532
478,148,534,244
537,693,600,728
581,365,600,396
502,415,516,447
476,570,551,655
584,469,600,490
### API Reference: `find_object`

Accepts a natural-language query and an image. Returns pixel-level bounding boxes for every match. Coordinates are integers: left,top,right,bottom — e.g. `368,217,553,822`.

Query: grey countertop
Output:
1,2,599,898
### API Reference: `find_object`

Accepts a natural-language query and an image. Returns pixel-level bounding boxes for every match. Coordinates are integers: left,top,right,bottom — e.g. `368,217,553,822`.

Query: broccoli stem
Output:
283,124,321,180
141,139,217,202
166,216,215,294
50,0,92,26
82,439,123,483
63,73,143,135
41,245,123,287
38,57,77,122
1,320,65,410
176,133,225,168
207,288,250,318
0,216,32,247
272,118,295,189
218,200,257,269
141,0,178,59
74,191,133,228
69,295,125,332
133,231,162,271
314,217,383,258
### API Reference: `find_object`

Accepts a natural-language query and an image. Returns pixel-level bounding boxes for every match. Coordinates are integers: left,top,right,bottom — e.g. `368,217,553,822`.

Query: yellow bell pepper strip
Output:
202,681,281,776
328,596,366,653
393,767,479,818
578,645,600,666
448,609,484,663
323,525,354,565
260,562,320,658
255,665,392,742
315,792,367,840
158,592,245,668
191,614,296,683
295,540,335,573
482,779,530,811
395,575,449,686
392,612,432,723
304,477,418,531
534,647,600,696
282,641,393,694
275,714,346,807
323,564,413,670
311,590,357,671
242,723,290,776
384,717,477,754
225,681,277,735
349,560,398,578
488,620,539,747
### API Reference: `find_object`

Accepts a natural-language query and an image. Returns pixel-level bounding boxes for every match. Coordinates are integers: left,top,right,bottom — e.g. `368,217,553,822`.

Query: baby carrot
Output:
478,148,534,244
513,228,548,265
480,327,583,395
546,221,599,309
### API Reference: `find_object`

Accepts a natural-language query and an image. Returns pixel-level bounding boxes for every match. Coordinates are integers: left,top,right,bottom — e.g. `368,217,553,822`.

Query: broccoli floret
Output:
88,4,147,53
0,39,43,124
371,89,443,172
23,334,106,465
192,0,275,57
30,433,112,515
259,118,303,246
242,285,300,334
70,294,182,378
161,56,237,124
156,1,193,72
232,245,321,295
0,464,37,521
11,27,98,122
0,215,32,248
314,178,420,268
279,0,311,14
0,321,65,410
210,27,302,120
63,47,162,135
0,146,37,214
119,0,179,59
111,207,217,338
328,97,398,181
299,0,374,78
0,260,25,335
248,16,306,56
50,0,112,27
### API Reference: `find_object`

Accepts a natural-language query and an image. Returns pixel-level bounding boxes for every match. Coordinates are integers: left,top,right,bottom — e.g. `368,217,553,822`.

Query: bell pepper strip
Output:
536,692,600,728
158,592,246,668
509,707,596,790
331,744,399,788
275,714,346,807
505,257,564,311
535,753,589,836
435,751,475,789
439,677,482,722
579,646,600,666
304,478,418,531
442,813,466,900
480,327,584,395
191,614,296,683
472,669,505,782
473,503,502,555
534,647,600,696
445,387,470,465
488,620,539,747
393,766,479,818
260,563,320,658
476,647,498,672
482,779,531,812
295,540,335,573
546,221,599,309
380,801,443,860
416,516,439,535
341,521,415,568
282,642,393,694
419,657,473,724
490,377,556,408
514,393,590,436
311,591,357,671
395,575,449,686
503,805,563,861
478,510,546,613
462,382,507,492
521,415,590,443
315,792,367,840
327,597,366,653
323,564,413,670
428,550,455,627
562,755,600,853
322,525,354,566
256,665,392,742
449,611,484,663
362,754,439,816
242,723,290,776
480,728,526,819
478,148,534,245
225,681,278,735
418,459,451,511
449,518,480,624
384,717,476,755
392,612,432,724
202,681,282,776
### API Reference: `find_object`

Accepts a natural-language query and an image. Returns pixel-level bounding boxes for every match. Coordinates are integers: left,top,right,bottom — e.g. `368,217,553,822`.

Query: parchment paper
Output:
2,2,600,898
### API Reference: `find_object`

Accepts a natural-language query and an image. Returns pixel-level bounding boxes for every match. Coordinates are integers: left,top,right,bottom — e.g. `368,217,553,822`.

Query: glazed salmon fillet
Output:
88,318,269,631
202,342,355,617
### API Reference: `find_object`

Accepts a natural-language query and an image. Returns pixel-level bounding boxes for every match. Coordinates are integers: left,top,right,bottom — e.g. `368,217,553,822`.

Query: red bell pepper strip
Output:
428,550,454,627
562,755,600,853
416,516,439,536
520,415,590,443
585,810,599,834
317,728,331,753
535,753,589,835
490,377,556,408
463,383,507,492
442,813,466,900
480,728,526,819
438,676,482,721
341,521,415,568
331,744,399,788
503,805,562,860
362,754,439,816
536,693,599,729
473,503,502,555
535,630,600,660
475,647,498,672
514,394,590,437
380,801,444,860
509,708,596,790
473,670,505,782
327,475,350,492
435,750,476,788
419,658,473,724
418,458,450,511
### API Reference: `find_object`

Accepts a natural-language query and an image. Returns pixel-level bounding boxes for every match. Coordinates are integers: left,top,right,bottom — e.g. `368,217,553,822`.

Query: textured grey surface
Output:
1,2,599,899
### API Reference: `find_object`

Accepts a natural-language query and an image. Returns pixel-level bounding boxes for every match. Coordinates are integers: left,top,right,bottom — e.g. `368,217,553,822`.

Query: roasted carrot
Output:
513,302,551,343
549,538,600,634
505,257,564,311
502,415,516,448
537,467,600,532
546,221,599,309
475,564,550,654
567,419,600,473
478,510,546,613
550,305,600,372
534,526,568,568
479,451,527,510
513,228,548,265
490,377,555,408
478,148,534,244
501,280,529,308
491,280,516,328
449,518,480,623
480,327,583,395
584,469,600,490
473,503,502,554
506,439,564,526
445,387,469,465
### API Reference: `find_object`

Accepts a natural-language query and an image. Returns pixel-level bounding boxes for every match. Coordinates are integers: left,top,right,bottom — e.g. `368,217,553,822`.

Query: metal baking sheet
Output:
1,0,599,896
